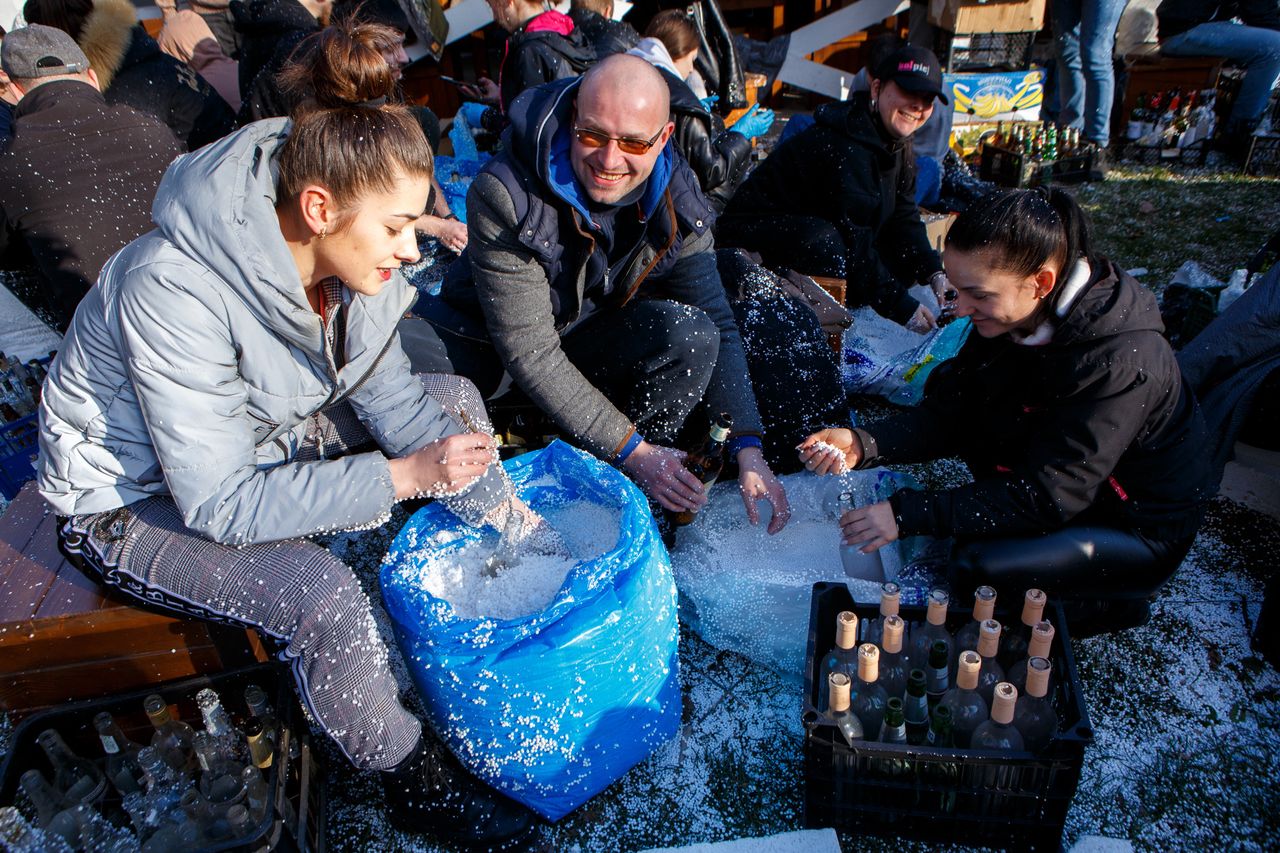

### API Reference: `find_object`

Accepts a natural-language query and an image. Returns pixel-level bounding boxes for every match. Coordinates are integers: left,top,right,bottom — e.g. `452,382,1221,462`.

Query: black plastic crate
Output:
802,582,1093,852
1245,134,1280,177
0,413,38,500
1117,138,1211,167
980,143,1095,187
0,663,325,852
938,31,1035,73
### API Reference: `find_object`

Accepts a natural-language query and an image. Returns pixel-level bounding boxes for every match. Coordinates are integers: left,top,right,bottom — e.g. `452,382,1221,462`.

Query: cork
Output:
1028,620,1055,658
972,585,997,622
879,582,901,617
991,682,1018,724
1025,656,1053,699
1020,589,1047,627
882,615,905,654
828,672,851,712
956,650,981,690
858,643,880,683
926,589,950,626
977,619,1002,658
835,611,858,650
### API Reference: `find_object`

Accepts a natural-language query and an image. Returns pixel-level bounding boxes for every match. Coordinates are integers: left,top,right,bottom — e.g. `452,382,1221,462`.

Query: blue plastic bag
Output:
380,441,680,821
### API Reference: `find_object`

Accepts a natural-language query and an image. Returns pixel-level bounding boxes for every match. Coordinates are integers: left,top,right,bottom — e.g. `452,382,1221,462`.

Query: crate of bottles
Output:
801,582,1093,851
1245,134,1280,177
978,123,1095,187
1,355,51,500
0,662,325,852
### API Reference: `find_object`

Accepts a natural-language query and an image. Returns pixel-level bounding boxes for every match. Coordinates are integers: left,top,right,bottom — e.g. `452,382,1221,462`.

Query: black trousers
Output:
400,297,719,447
949,525,1196,603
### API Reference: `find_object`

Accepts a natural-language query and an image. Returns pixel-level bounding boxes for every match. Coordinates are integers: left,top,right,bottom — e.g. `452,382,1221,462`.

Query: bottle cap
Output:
957,650,981,690
1021,589,1047,626
926,589,949,625
1028,620,1055,658
828,672,851,713
144,694,171,725
835,611,858,649
858,643,880,683
972,585,997,621
977,619,1002,658
882,615,904,653
1026,656,1052,698
879,582,901,617
991,682,1017,724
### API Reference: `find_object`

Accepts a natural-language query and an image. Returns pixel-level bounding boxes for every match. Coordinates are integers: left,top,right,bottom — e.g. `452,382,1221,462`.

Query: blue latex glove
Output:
699,93,719,112
731,103,774,140
457,102,489,128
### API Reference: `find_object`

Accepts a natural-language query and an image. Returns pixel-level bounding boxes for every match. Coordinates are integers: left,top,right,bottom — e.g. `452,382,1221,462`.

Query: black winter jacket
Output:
567,8,639,58
720,92,942,324
862,260,1213,544
660,67,752,212
0,82,182,329
78,0,234,151
1157,0,1280,39
499,15,596,111
231,0,320,117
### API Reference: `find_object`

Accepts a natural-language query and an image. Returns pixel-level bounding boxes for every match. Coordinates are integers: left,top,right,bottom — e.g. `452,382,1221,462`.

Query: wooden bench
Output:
0,484,268,720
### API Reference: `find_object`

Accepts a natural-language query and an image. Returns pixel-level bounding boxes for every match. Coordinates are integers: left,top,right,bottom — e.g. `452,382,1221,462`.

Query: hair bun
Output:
281,19,403,112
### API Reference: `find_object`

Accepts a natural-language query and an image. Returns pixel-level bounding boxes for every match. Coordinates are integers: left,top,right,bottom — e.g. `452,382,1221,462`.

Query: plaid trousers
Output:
57,375,495,771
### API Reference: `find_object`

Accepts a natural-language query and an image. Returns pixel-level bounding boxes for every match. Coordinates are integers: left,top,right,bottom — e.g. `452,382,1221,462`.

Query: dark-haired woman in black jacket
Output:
800,188,1216,634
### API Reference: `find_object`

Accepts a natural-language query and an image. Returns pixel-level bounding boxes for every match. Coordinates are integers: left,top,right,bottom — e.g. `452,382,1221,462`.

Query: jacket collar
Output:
13,79,106,119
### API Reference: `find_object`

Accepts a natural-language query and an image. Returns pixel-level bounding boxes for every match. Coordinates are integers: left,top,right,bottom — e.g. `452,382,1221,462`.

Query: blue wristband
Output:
615,431,644,464
727,435,763,457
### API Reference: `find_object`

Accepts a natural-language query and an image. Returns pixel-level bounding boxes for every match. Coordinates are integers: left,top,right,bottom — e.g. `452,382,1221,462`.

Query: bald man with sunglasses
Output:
402,54,790,536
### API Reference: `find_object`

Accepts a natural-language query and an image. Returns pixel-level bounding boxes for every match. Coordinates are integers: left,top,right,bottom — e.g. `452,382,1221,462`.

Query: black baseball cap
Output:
873,45,949,106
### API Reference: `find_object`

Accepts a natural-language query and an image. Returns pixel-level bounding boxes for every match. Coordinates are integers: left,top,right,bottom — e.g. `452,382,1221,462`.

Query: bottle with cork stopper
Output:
1008,620,1055,695
974,619,1005,706
861,581,901,647
850,644,890,737
817,611,859,712
971,682,1025,752
908,589,953,671
939,650,989,747
826,672,864,746
953,585,997,662
877,614,910,700
999,589,1047,668
1013,657,1058,752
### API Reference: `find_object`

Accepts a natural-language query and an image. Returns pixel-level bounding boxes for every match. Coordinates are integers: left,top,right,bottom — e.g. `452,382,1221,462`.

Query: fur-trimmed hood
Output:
77,0,139,91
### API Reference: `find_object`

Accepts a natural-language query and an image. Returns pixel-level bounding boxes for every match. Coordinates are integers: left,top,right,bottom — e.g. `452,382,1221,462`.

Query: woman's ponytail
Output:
945,186,1095,277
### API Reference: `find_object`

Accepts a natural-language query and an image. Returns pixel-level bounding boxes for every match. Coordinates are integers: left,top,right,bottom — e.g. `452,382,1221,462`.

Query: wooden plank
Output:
0,611,219,668
34,557,108,619
0,483,51,583
929,0,1046,34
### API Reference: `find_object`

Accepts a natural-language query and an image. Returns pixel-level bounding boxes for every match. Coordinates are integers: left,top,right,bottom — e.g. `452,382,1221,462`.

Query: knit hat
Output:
1,24,90,79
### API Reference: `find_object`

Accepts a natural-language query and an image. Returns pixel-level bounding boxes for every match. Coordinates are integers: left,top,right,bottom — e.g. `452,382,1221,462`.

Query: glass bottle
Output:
245,718,274,770
826,672,864,746
939,650,989,748
197,688,247,764
243,684,278,749
999,588,1047,668
971,682,1025,752
225,804,255,841
817,610,859,712
240,764,272,820
850,644,889,737
877,614,910,700
1014,657,1059,752
879,697,907,744
35,729,107,806
671,413,732,526
93,711,147,797
0,804,72,853
861,582,901,647
902,669,930,745
907,589,952,671
144,694,196,775
1008,620,1055,695
975,619,1005,707
928,703,955,747
193,732,247,808
924,639,951,707
953,585,997,664
137,744,190,824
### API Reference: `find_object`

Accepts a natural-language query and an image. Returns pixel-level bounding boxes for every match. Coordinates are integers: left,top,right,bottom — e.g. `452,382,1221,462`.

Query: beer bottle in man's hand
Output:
671,413,733,527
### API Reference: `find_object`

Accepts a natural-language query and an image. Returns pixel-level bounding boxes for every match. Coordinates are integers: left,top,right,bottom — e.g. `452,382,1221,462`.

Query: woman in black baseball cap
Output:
719,44,951,333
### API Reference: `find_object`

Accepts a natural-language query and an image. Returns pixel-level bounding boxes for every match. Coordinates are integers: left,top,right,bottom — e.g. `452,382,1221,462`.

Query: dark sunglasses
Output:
572,124,666,155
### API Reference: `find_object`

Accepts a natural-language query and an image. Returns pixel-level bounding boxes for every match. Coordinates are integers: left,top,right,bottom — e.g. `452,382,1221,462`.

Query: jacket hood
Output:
151,118,322,353
230,0,320,38
1054,258,1165,346
158,8,217,63
78,0,138,90
505,76,676,228
511,18,596,69
523,9,574,36
628,37,682,79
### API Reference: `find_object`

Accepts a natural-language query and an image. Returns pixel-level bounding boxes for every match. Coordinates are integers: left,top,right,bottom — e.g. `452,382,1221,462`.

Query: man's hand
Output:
459,77,500,106
389,432,498,500
797,428,862,475
737,446,790,534
621,440,706,513
839,500,899,553
906,302,938,333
